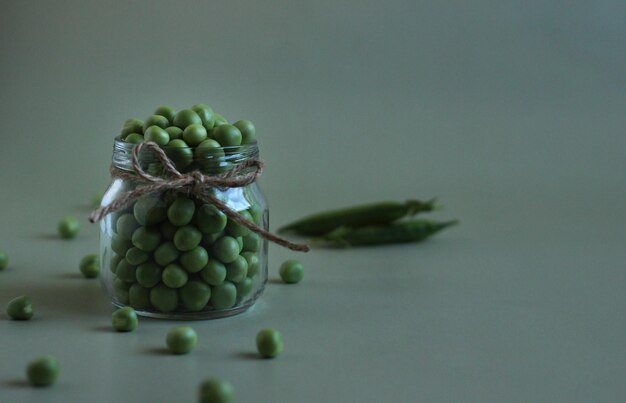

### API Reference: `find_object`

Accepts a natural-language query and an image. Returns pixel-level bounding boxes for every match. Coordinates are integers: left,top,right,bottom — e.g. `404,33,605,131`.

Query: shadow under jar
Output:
99,138,268,319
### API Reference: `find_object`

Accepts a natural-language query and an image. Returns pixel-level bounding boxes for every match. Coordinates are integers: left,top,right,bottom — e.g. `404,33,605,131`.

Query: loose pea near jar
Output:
98,138,268,319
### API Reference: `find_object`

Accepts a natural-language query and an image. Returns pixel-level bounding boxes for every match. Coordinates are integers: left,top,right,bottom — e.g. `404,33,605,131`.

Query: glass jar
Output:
98,138,268,319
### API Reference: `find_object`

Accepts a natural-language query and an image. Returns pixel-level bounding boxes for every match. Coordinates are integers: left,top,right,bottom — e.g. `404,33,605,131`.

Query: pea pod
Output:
312,219,458,247
279,199,439,236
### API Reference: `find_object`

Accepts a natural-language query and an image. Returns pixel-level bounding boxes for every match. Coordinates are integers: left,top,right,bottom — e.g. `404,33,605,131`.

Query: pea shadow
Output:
92,325,115,333
142,347,172,356
55,273,85,280
232,351,263,360
0,275,110,318
33,233,63,241
2,379,31,388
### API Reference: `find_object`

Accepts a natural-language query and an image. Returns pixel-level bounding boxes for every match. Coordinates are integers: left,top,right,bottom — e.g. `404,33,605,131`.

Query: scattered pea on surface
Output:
0,249,8,270
111,306,138,332
7,295,33,320
256,328,283,358
199,378,234,403
166,326,197,354
57,216,80,239
26,356,59,387
79,254,100,278
279,259,304,284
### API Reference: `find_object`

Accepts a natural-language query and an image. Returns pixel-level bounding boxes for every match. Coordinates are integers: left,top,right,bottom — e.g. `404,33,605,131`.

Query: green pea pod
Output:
279,199,439,236
313,219,458,247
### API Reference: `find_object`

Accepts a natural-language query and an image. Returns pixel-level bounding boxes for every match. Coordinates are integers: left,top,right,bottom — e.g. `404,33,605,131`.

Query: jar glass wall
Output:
99,139,268,319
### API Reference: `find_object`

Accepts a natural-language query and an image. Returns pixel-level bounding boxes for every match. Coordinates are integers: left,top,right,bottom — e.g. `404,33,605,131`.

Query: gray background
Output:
1,1,625,402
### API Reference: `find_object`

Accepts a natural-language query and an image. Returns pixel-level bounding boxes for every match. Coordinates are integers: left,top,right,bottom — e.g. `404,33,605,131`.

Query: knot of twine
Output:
89,141,309,252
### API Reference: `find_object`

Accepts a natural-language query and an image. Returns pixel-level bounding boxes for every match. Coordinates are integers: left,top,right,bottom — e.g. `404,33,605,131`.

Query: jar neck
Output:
111,138,260,175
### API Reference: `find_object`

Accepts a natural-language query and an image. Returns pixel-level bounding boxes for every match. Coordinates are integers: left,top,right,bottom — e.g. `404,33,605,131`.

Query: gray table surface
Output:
1,1,625,402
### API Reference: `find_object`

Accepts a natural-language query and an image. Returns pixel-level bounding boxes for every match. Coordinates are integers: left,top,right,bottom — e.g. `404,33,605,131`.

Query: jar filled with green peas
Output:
95,105,270,319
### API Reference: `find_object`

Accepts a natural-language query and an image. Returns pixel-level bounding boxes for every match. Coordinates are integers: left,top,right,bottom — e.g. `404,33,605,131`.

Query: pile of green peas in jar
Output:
104,104,265,317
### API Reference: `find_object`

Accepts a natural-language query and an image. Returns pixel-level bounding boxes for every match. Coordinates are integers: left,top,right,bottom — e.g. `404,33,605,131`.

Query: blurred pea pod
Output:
312,219,458,247
279,199,439,236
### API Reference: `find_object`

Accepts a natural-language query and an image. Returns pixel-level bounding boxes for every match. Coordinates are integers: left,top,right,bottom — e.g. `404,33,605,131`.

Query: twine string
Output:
89,141,309,252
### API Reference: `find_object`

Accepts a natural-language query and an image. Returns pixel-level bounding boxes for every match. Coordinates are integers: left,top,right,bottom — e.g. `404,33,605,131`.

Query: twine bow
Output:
89,141,309,252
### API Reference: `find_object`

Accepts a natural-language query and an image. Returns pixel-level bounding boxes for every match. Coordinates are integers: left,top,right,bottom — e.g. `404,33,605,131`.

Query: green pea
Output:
58,216,80,239
114,278,131,304
225,210,252,237
196,204,227,234
79,254,100,278
115,259,137,283
109,252,124,274
210,281,237,309
212,236,240,264
142,114,169,131
111,234,133,256
174,225,202,251
129,284,152,310
236,236,243,253
125,247,149,265
116,213,140,240
154,242,180,266
242,232,260,252
121,118,143,136
192,103,216,129
154,106,176,123
213,113,228,126
125,133,144,143
26,356,59,386
256,328,283,358
235,276,254,297
182,123,208,146
199,378,234,403
131,227,162,252
150,284,179,313
180,246,208,273
279,259,304,284
201,231,223,247
212,124,242,147
160,220,178,240
165,126,183,140
7,295,33,320
248,204,263,224
164,139,194,170
110,253,122,273
0,249,8,270
162,264,188,288
226,256,248,283
200,259,227,286
167,197,195,226
241,252,260,277
111,306,138,332
173,108,202,129
166,325,197,354
133,196,167,226
180,281,211,311
135,261,163,288
233,120,256,144
144,125,170,146
195,139,226,169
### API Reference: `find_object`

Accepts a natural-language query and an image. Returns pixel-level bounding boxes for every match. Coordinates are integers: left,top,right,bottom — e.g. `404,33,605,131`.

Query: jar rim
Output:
111,137,260,174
